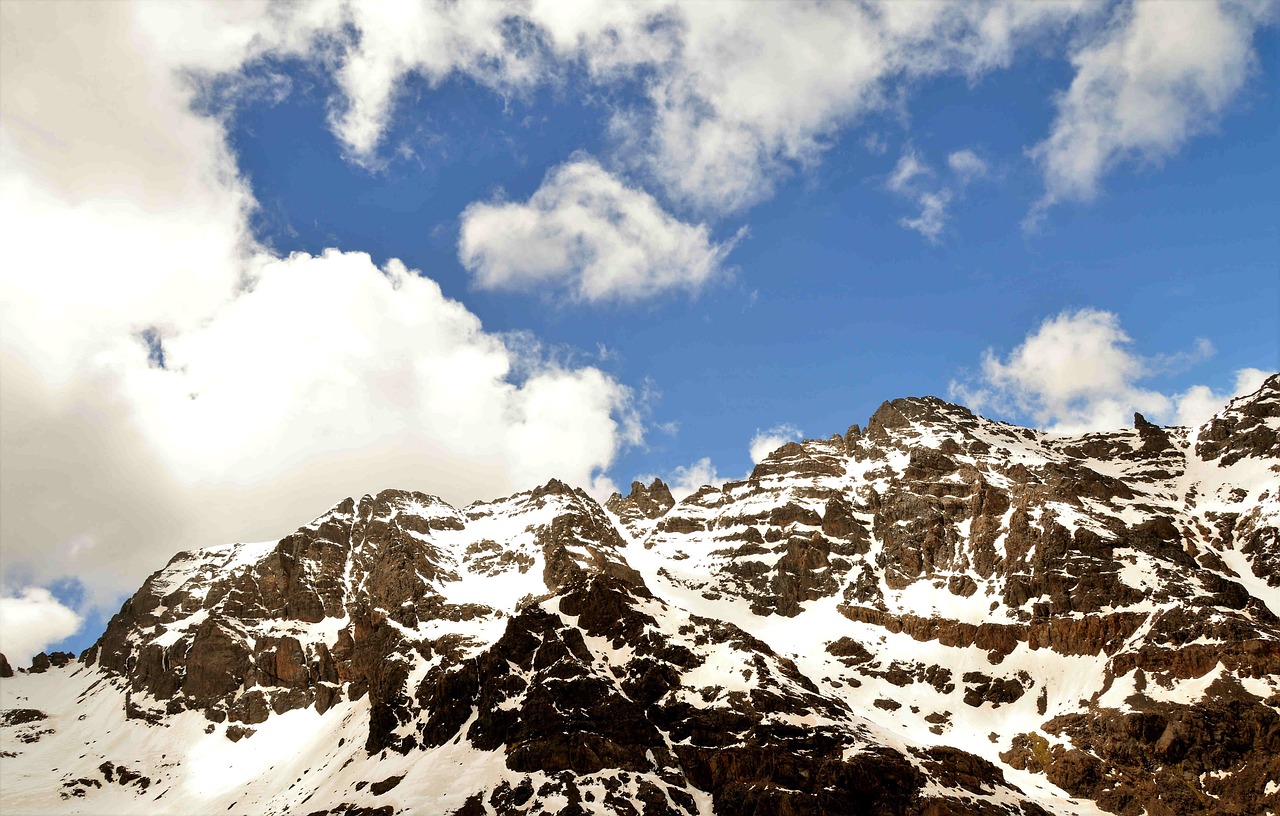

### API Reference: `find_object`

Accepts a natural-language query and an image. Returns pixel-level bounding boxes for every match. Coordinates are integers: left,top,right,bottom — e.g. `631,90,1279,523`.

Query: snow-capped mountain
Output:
3,376,1277,816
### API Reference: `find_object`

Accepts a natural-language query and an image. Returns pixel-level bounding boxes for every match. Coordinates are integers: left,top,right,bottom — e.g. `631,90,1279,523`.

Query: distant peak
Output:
606,476,674,522
1226,372,1279,413
366,487,453,507
630,478,674,505
1197,372,1280,464
866,395,975,438
530,477,588,502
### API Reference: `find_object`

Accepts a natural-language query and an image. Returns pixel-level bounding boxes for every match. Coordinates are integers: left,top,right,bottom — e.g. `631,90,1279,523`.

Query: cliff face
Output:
2,376,1277,816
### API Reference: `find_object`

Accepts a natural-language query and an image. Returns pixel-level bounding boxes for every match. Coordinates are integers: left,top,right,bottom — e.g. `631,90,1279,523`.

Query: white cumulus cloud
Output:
1174,368,1271,428
951,308,1274,433
0,588,82,667
81,0,1269,233
663,457,725,502
46,0,1264,237
593,2,1093,215
208,1,1097,218
326,0,541,163
458,158,740,302
0,2,640,613
750,424,804,465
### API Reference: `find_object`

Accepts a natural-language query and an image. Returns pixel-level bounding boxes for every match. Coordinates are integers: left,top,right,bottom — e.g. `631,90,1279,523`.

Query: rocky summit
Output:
2,377,1278,816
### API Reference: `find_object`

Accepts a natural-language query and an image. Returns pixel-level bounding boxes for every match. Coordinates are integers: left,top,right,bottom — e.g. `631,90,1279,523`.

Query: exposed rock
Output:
16,378,1277,816
369,774,404,795
1,708,47,726
606,479,676,526
1197,373,1280,465
750,441,845,479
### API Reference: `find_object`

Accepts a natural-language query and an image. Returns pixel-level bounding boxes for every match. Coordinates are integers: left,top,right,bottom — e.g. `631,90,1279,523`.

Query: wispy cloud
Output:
887,149,932,194
947,149,988,183
887,147,988,243
899,190,953,243
1028,0,1272,226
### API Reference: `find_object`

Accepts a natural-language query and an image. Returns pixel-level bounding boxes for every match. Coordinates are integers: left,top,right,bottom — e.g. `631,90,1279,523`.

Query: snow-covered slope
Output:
3,376,1278,816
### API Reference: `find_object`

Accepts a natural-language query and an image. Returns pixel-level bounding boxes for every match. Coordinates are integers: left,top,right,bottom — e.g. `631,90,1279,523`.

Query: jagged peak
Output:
19,378,1280,816
300,489,461,534
630,477,674,503
612,478,675,513
354,488,459,519
1196,371,1280,465
750,439,845,481
462,477,618,533
478,477,602,513
366,487,455,506
311,494,356,523
1217,371,1279,418
534,476,574,494
605,478,676,538
865,395,978,438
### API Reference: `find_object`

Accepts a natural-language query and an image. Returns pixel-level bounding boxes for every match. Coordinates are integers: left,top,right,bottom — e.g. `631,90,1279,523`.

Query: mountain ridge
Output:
2,376,1278,815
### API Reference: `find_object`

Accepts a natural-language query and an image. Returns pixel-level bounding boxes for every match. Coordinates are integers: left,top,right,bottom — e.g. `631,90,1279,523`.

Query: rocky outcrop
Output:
0,653,12,677
632,379,1280,815
417,574,1047,816
26,651,74,674
1196,373,1280,465
85,482,642,737
1004,693,1280,816
12,377,1277,816
606,478,675,535
836,605,1147,661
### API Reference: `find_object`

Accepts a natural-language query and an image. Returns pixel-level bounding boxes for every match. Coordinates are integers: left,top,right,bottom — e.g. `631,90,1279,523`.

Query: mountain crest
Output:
4,383,1278,816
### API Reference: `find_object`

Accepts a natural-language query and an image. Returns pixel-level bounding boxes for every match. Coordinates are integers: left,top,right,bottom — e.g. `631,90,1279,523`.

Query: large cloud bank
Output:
0,2,639,639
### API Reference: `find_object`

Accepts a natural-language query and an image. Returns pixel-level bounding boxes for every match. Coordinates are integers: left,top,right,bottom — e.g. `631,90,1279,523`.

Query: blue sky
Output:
225,20,1278,486
0,1,1277,661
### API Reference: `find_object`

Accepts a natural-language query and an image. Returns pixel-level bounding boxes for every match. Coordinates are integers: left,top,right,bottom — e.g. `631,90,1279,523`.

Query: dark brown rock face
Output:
1197,374,1280,466
637,379,1280,816
70,478,1054,814
415,575,1045,816
606,477,678,542
606,478,675,521
0,653,11,677
41,376,1278,816
85,483,640,739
